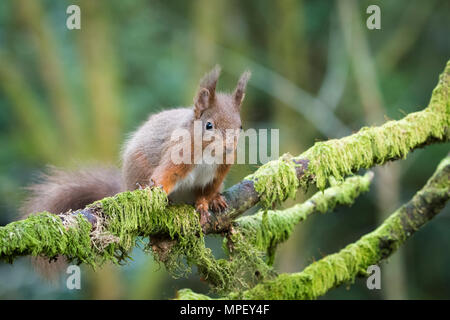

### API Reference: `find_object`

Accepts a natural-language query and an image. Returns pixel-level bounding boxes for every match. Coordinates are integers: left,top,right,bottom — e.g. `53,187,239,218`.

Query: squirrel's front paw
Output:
148,178,165,191
210,193,228,213
195,198,211,226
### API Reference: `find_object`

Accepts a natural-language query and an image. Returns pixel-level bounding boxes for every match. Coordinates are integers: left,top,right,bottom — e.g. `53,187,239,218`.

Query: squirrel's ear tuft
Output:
233,70,251,109
194,88,210,118
194,65,221,118
199,65,221,96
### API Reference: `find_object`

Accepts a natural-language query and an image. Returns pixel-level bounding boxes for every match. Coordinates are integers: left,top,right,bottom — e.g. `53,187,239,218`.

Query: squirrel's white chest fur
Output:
172,163,217,192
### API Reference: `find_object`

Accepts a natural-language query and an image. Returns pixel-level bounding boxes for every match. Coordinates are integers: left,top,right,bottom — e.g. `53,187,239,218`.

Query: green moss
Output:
0,186,269,293
233,172,373,265
92,190,237,291
0,212,98,266
155,205,274,293
232,213,405,300
176,289,214,300
93,188,272,293
0,187,173,267
298,61,449,191
242,61,450,195
246,153,300,208
230,155,450,300
232,235,381,300
231,213,416,300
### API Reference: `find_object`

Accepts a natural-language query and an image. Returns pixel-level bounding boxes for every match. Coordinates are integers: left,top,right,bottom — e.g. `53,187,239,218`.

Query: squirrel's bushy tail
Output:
20,166,123,280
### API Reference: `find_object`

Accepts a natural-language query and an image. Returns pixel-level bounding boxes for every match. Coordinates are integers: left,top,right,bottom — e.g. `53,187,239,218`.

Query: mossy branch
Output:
177,154,450,300
207,60,449,232
0,173,373,293
228,171,374,265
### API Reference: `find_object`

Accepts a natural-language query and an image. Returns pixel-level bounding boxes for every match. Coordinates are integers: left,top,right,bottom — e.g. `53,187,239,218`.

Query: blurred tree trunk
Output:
77,0,123,161
14,0,82,155
267,0,310,273
0,56,60,162
86,264,123,299
337,0,406,299
188,0,223,98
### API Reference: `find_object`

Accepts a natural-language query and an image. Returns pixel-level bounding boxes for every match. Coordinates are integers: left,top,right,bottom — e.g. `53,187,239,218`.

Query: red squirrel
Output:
22,65,250,228
122,65,250,223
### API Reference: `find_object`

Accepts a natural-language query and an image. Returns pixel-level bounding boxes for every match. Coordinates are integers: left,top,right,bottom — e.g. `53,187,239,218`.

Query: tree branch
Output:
229,171,374,265
177,154,450,299
204,60,449,232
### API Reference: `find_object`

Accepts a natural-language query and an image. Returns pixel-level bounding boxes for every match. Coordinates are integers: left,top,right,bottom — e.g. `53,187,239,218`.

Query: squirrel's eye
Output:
206,122,213,130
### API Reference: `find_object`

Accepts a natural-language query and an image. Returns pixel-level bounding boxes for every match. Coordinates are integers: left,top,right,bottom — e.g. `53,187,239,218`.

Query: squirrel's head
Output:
193,65,250,158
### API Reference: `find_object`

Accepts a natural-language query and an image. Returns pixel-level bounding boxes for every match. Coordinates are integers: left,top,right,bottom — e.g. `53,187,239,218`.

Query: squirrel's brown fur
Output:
22,166,122,215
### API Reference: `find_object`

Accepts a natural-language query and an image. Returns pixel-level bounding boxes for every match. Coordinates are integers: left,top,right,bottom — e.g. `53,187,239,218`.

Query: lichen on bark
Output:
230,172,373,265
246,153,300,208
178,155,449,300
0,212,98,266
297,62,449,191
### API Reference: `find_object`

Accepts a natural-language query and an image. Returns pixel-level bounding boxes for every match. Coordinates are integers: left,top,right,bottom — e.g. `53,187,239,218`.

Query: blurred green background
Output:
0,0,449,299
